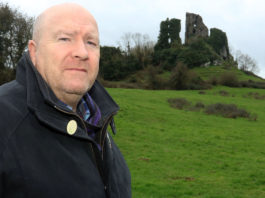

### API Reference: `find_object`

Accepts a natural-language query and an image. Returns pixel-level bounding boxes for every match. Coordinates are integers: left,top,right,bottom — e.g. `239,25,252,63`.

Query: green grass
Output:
108,86,265,198
191,66,265,82
102,65,265,90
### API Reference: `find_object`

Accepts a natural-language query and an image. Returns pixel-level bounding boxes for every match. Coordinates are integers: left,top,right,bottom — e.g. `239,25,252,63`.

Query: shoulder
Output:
0,80,28,154
0,80,28,118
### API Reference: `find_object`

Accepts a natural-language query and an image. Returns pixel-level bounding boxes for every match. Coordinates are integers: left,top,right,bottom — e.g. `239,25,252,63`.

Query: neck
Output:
55,92,83,112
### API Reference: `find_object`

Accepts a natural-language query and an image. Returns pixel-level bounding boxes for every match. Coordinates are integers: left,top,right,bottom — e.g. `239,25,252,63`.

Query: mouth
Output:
65,68,87,73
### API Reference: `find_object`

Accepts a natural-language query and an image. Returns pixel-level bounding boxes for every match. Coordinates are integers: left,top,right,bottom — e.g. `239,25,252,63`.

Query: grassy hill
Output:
191,66,265,82
108,86,265,198
101,65,265,90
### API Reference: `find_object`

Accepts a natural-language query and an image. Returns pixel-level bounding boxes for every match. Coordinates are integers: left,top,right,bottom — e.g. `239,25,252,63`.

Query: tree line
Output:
0,2,33,84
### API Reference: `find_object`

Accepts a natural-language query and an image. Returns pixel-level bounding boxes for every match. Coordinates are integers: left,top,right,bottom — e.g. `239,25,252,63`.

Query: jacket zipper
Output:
53,105,99,168
53,105,115,183
100,112,117,159
53,105,117,193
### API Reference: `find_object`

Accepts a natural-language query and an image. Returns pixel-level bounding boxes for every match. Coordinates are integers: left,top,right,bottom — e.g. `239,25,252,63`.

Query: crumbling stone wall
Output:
168,18,181,46
208,28,230,59
185,12,208,44
155,18,181,51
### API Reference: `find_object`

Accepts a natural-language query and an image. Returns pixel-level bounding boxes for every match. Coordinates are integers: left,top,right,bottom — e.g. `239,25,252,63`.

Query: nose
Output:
72,40,89,60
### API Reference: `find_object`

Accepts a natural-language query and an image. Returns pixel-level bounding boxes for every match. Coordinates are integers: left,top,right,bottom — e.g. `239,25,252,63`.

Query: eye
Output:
87,41,97,46
59,37,70,42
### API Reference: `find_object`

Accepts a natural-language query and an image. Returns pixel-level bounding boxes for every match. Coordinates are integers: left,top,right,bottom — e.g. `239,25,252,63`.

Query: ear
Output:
28,40,37,66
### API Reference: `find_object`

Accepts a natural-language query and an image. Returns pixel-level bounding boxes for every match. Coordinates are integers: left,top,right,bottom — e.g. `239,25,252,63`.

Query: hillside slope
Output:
191,66,265,82
109,86,265,198
101,65,265,90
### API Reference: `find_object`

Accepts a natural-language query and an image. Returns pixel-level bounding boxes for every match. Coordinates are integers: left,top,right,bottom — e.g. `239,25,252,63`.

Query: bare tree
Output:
235,50,259,74
118,32,133,54
118,32,155,68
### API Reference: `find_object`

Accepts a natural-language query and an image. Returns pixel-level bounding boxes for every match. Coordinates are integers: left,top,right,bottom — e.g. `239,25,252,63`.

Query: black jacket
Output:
0,52,131,198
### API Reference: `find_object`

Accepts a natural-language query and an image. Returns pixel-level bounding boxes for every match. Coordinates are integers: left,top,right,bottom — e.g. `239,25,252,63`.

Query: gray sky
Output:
4,0,265,78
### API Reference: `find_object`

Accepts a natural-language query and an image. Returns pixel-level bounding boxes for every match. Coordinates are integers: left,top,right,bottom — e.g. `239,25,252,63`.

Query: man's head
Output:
28,3,100,109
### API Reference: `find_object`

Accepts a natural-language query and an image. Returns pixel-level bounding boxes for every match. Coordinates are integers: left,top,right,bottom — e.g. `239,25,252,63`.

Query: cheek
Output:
92,60,99,77
89,53,100,72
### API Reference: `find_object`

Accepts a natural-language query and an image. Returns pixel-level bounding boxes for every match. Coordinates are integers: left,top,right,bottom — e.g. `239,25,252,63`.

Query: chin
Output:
63,86,87,95
64,79,95,94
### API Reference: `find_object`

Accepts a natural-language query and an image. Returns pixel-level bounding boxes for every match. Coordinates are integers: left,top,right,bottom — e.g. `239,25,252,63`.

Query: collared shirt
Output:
77,93,102,140
59,93,102,140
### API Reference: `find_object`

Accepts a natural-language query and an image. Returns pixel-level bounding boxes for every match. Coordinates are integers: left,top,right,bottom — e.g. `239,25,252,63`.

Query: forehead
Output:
51,22,99,39
42,7,99,38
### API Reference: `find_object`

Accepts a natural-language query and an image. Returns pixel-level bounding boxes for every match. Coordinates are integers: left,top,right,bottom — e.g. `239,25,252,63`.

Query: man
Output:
0,3,131,198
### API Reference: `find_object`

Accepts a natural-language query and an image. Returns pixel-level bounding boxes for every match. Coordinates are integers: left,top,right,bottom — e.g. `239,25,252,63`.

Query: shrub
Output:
219,90,230,97
187,71,208,90
169,62,189,90
219,72,239,87
168,98,191,109
168,97,256,121
188,101,205,112
244,92,265,100
240,80,265,89
146,66,168,90
198,91,206,95
195,102,205,109
168,99,256,121
207,75,219,86
169,62,208,90
98,78,140,89
204,103,250,119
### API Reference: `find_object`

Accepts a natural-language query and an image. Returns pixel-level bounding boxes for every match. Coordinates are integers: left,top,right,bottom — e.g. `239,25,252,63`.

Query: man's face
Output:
30,8,100,99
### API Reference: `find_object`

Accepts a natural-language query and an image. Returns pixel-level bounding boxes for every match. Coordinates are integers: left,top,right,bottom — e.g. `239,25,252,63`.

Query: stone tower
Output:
185,12,208,44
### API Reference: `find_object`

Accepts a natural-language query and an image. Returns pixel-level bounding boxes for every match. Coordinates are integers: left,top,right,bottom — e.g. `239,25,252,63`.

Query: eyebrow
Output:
54,30,77,37
54,30,99,42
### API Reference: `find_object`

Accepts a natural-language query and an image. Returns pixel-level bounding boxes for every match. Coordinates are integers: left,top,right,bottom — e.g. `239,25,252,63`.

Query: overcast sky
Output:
4,0,265,78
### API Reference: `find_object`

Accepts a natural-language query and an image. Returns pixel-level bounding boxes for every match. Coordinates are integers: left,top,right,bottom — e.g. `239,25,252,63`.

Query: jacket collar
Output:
16,51,119,121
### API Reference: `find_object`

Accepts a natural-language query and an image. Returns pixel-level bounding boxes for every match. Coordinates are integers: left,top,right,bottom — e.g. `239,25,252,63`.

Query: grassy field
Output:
191,66,265,82
108,86,265,198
